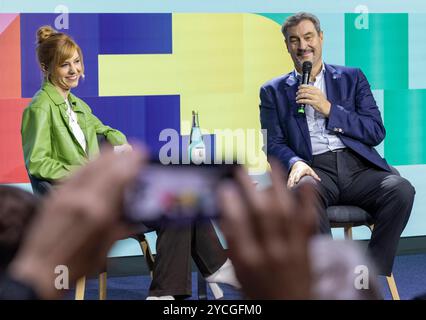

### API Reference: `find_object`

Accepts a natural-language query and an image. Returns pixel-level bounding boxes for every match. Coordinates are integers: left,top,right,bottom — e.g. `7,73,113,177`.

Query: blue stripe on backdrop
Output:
20,13,100,98
99,13,172,54
86,95,180,159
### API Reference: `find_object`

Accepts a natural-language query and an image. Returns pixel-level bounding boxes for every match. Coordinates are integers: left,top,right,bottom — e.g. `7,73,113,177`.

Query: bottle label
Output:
190,146,206,164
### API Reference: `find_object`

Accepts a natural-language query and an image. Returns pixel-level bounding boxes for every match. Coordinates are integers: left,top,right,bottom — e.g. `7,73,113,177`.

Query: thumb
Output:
310,170,321,181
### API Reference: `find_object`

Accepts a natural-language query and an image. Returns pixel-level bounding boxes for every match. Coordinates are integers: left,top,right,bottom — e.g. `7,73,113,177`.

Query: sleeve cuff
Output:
288,156,305,171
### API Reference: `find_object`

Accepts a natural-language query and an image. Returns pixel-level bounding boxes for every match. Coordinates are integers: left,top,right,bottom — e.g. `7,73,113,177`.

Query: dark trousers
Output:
145,220,227,297
295,149,415,276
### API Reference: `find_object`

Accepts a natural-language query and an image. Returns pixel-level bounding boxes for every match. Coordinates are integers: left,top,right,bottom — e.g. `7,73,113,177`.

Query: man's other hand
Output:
288,161,321,188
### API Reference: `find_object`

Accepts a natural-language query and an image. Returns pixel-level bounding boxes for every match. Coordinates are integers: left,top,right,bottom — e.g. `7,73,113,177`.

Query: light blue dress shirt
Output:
294,63,346,155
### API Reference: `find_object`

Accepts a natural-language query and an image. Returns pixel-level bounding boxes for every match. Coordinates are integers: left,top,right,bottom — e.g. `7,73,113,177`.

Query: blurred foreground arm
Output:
7,147,145,299
219,160,316,299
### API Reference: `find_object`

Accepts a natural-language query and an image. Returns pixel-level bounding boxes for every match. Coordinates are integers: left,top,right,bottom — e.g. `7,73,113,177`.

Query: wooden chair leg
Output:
343,226,353,240
139,238,155,278
197,270,208,300
386,273,400,300
99,272,107,300
75,277,86,300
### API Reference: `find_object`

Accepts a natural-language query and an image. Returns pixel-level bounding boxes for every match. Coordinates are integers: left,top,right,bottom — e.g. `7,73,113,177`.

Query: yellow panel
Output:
98,54,179,96
98,13,294,173
173,14,244,96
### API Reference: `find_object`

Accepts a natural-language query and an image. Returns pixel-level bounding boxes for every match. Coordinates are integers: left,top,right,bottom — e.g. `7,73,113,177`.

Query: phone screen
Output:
124,163,237,226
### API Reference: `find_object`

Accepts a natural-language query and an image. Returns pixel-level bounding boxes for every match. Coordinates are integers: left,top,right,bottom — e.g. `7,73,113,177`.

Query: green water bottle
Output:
188,110,206,164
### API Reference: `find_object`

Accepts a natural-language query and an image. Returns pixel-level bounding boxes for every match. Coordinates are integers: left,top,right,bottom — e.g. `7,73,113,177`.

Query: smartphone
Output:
124,162,238,226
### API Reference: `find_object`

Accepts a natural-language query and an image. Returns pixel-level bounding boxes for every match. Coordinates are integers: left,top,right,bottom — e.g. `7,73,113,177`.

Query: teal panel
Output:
396,165,426,237
257,13,292,26
384,89,426,165
345,13,408,90
409,14,426,89
317,13,345,66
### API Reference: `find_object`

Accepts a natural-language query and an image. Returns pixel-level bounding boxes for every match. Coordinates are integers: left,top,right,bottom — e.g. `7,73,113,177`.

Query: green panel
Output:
345,13,408,90
384,89,426,165
257,13,293,28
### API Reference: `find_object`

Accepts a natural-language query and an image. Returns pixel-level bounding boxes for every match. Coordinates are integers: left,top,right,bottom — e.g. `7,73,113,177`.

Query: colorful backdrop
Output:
1,8,425,255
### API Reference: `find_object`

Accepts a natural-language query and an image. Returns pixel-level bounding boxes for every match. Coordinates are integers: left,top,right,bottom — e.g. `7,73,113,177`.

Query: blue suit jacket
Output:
260,64,390,172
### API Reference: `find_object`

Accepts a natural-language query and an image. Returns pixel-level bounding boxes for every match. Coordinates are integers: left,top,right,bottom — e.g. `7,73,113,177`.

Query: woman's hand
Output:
113,143,133,154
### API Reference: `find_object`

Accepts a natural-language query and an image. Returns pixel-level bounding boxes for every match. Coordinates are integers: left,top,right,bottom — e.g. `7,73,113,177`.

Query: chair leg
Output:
343,226,353,240
197,270,208,300
386,273,400,300
75,277,86,300
139,237,155,278
99,272,107,300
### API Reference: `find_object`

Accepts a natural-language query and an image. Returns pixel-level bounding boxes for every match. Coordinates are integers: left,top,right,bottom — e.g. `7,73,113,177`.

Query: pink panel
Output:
0,15,21,99
0,14,18,34
0,98,31,183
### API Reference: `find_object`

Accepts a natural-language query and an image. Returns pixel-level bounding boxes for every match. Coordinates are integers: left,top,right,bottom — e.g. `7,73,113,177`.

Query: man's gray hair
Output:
281,12,322,39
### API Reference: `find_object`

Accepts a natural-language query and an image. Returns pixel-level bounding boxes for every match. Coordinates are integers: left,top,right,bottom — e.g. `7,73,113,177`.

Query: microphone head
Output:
302,61,312,73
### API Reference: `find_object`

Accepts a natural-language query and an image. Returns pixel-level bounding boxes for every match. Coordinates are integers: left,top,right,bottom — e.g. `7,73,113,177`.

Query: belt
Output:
330,148,347,153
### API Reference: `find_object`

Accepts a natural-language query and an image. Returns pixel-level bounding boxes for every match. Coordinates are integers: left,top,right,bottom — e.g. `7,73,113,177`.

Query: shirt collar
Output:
42,81,78,107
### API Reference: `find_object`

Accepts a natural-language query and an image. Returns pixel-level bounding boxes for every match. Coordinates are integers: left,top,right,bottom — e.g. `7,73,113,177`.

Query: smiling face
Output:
52,49,82,91
285,19,323,73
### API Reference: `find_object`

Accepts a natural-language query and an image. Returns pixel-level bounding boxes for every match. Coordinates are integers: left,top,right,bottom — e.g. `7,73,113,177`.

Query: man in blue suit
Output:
260,12,415,276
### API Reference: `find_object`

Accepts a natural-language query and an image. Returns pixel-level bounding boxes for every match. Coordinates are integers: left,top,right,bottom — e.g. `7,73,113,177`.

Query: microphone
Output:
297,61,312,114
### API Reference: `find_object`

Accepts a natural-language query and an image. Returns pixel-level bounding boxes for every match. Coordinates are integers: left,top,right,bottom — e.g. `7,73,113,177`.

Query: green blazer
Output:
21,81,128,181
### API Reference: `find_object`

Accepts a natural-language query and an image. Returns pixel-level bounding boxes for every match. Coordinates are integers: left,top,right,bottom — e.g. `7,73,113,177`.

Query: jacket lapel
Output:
284,73,311,152
42,82,87,156
324,64,342,106
68,94,87,135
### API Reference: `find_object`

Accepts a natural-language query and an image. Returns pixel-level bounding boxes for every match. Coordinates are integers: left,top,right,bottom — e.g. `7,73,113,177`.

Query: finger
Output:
92,146,146,197
309,170,321,181
99,140,114,153
297,87,318,95
296,99,315,106
269,159,296,221
296,88,315,95
76,143,147,192
271,159,288,193
293,171,302,185
234,166,263,214
218,182,261,263
292,182,318,238
251,162,294,262
287,173,295,188
234,167,282,247
296,93,316,101
298,84,310,89
63,147,147,223
110,224,134,242
298,85,319,92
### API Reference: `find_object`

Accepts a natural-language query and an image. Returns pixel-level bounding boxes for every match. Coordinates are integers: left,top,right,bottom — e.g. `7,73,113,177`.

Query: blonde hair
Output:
35,25,85,85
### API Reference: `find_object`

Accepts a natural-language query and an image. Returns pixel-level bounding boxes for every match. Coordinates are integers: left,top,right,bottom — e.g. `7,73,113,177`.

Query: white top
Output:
65,99,87,153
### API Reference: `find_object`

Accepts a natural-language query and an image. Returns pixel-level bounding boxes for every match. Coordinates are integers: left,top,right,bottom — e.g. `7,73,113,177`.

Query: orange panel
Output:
0,15,21,99
0,98,31,183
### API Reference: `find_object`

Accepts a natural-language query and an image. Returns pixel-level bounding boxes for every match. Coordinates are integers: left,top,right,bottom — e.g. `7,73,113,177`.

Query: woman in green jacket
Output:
21,25,239,300
21,25,131,182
